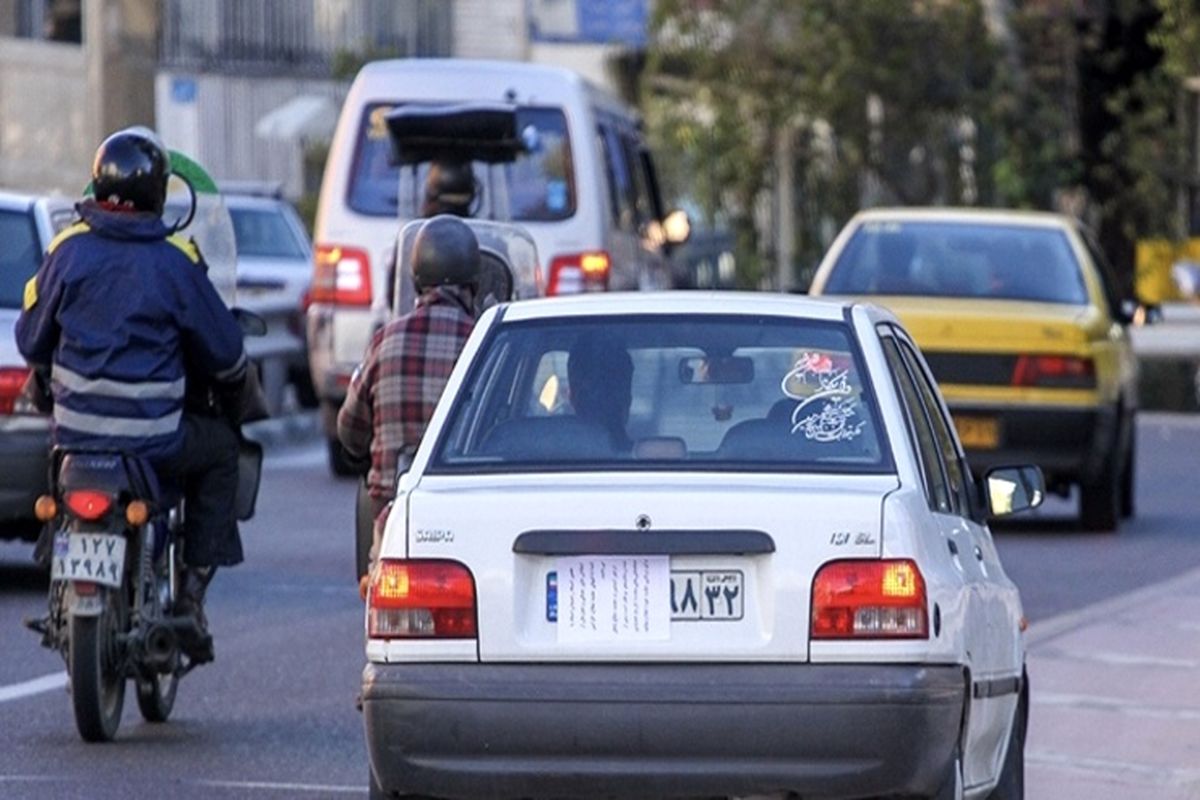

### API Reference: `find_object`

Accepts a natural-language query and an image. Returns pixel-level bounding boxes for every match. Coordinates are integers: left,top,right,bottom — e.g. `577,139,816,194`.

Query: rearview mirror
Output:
678,356,754,385
984,465,1045,517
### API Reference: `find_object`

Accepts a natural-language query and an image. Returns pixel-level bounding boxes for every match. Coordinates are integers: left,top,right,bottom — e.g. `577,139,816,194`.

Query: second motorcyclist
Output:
337,215,481,592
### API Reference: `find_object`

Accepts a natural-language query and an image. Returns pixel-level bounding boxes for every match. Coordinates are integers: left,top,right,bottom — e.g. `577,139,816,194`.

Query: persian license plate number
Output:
51,532,126,588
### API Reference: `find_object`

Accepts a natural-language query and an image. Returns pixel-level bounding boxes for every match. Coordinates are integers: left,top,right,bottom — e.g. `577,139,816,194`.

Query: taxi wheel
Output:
1120,422,1136,519
1080,455,1120,533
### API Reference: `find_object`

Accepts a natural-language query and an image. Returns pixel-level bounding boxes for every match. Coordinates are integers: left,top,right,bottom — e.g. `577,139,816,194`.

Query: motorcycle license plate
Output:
51,532,126,588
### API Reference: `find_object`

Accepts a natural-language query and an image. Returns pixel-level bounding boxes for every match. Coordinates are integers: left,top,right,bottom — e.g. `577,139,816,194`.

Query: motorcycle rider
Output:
337,215,480,592
16,127,248,660
420,158,477,218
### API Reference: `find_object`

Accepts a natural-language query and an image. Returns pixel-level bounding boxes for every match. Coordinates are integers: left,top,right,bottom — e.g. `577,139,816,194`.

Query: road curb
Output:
1025,564,1200,649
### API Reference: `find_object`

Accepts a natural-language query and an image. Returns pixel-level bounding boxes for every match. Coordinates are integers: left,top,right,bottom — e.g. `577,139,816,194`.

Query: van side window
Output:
599,122,635,232
620,131,654,229
596,126,621,227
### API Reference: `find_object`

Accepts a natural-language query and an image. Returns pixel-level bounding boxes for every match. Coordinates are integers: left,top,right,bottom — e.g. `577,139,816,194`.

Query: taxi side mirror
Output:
984,465,1045,517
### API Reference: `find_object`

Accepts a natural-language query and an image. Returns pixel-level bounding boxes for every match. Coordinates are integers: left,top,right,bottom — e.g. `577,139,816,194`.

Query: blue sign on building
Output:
529,0,648,47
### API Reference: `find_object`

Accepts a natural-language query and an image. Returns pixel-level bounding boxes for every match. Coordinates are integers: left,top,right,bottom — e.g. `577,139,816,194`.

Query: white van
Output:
308,58,687,475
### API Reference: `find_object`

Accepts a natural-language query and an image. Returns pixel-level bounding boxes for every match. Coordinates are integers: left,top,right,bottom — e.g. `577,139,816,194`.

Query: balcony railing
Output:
160,0,452,77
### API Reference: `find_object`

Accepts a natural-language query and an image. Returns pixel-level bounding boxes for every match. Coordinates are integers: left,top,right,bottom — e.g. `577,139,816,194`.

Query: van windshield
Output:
348,103,575,222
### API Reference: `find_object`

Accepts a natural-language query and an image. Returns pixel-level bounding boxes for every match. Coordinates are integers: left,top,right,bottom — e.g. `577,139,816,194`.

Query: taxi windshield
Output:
431,315,891,474
825,221,1090,305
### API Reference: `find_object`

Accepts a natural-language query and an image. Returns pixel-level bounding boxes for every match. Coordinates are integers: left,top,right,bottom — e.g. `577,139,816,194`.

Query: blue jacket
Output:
16,201,247,461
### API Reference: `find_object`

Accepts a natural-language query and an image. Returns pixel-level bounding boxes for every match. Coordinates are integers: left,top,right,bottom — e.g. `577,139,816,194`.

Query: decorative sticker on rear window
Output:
781,352,867,443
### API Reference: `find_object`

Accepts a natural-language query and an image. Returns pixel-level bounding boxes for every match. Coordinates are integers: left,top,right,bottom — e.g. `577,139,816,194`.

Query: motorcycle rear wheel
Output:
135,670,178,723
69,591,126,742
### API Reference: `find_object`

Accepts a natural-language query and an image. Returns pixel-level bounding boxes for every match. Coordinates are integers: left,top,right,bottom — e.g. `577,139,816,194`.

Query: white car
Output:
362,291,1040,800
0,190,74,543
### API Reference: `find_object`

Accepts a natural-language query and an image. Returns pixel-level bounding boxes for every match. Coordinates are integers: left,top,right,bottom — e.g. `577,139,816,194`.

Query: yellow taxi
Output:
810,208,1138,531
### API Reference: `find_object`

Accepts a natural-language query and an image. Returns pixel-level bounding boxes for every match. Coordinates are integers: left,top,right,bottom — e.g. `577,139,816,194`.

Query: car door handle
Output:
974,545,984,561
947,539,959,556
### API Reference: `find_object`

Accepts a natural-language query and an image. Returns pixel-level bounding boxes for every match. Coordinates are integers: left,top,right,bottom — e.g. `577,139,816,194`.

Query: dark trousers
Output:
157,414,243,568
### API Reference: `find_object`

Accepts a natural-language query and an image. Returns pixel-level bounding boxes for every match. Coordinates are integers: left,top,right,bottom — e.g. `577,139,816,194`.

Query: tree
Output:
645,0,997,287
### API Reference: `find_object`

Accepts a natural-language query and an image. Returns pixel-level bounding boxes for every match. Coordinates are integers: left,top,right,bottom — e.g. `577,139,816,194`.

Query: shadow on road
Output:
0,561,49,593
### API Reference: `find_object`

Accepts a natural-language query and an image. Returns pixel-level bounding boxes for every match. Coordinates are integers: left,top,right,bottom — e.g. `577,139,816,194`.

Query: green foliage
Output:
645,0,1200,290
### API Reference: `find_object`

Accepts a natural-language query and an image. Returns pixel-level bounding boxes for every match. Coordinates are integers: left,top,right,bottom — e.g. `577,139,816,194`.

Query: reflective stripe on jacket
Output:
15,201,246,460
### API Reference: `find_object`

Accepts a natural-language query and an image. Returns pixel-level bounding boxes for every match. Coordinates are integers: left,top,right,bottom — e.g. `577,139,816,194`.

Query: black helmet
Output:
91,127,170,214
421,159,476,217
411,215,481,292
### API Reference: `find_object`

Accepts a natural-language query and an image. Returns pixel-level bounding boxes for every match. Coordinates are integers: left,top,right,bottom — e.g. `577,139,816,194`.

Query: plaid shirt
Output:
337,286,476,504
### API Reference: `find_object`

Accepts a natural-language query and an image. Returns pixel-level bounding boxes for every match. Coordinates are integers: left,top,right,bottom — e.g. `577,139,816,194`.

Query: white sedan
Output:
362,291,1040,800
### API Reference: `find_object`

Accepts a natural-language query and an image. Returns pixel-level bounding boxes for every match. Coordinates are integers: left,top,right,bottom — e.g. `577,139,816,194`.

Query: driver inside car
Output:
16,126,249,662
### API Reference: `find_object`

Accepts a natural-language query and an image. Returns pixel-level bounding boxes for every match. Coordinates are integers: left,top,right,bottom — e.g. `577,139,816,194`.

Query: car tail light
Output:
0,366,30,415
368,559,477,639
64,490,114,522
547,251,610,295
811,559,928,639
1011,355,1095,389
311,244,372,306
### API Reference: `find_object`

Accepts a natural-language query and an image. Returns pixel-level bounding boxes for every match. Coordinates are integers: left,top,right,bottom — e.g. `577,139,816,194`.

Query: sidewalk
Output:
1025,566,1200,799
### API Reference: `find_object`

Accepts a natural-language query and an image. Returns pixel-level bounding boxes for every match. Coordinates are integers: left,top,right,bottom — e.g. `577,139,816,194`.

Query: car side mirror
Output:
984,465,1045,517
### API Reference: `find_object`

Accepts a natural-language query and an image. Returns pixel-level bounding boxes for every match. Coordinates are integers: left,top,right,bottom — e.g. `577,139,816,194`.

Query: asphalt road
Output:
1,413,1198,798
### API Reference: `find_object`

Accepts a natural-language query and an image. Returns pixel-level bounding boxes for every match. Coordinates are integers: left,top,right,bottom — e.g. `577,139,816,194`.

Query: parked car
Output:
165,186,317,410
362,291,1038,800
0,190,74,543
810,208,1139,531
309,58,688,475
223,188,317,408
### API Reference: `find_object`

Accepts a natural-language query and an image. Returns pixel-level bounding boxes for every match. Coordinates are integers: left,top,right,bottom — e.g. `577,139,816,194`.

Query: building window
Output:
13,0,82,43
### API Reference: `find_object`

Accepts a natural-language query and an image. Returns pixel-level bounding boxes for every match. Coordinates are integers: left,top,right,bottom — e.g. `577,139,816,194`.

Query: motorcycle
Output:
23,153,265,742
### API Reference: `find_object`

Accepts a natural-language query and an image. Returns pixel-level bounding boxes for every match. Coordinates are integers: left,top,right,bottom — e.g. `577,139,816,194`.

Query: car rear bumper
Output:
951,404,1118,484
0,426,49,536
362,661,966,800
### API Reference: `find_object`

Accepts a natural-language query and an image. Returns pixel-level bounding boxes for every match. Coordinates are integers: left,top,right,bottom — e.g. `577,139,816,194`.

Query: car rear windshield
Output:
347,103,575,222
0,208,40,309
824,220,1089,304
431,315,891,474
229,207,309,259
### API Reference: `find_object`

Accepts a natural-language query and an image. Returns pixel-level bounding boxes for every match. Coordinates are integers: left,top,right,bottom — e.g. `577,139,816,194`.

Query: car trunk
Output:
870,296,1102,357
403,471,896,663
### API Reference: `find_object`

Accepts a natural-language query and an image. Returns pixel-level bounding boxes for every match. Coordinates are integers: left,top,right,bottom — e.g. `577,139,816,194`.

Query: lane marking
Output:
0,776,363,794
194,779,362,794
1033,648,1199,670
1035,691,1200,721
1028,750,1200,788
0,672,67,704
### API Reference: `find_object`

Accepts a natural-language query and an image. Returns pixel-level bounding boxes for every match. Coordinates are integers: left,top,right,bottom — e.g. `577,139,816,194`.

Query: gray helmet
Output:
411,215,482,292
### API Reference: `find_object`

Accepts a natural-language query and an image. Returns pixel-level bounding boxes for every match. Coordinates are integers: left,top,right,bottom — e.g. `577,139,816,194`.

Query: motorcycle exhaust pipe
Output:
142,623,178,672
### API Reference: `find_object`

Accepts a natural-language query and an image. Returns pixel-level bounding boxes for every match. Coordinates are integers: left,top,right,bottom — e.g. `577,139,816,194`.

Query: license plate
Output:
953,415,1000,449
51,532,126,588
545,569,745,622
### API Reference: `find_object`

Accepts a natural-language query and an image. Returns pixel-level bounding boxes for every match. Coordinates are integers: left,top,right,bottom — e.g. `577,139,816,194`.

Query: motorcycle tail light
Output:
368,559,477,639
812,559,928,639
64,490,113,521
